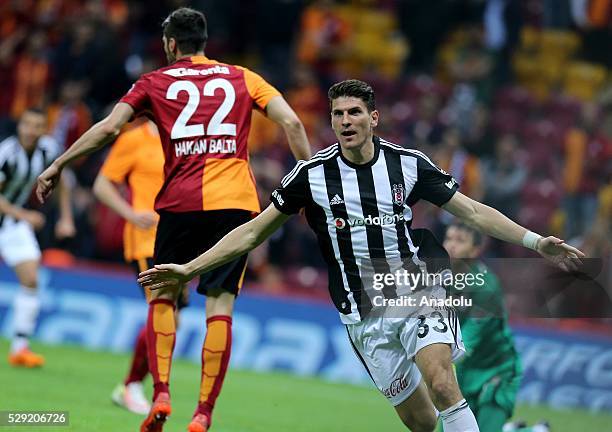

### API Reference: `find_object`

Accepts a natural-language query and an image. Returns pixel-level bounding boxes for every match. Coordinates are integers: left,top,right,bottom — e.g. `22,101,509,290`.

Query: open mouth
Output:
341,131,357,137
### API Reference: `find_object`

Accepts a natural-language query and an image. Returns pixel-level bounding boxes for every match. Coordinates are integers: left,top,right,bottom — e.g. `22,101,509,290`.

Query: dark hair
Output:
448,221,483,246
162,7,208,54
328,79,376,112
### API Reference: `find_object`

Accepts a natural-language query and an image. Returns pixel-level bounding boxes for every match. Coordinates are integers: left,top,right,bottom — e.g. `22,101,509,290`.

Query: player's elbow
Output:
461,201,491,230
92,176,106,199
98,120,121,140
279,114,304,134
242,224,260,251
92,177,102,197
461,206,480,226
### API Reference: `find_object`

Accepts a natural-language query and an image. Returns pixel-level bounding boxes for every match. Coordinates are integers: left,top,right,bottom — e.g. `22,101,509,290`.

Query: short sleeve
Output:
100,133,136,183
0,138,15,184
120,75,151,115
39,136,61,168
0,155,8,184
241,67,282,110
270,162,309,215
407,153,459,207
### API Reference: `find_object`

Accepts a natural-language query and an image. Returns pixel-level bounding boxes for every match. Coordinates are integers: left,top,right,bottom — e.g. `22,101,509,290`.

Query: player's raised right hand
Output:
138,263,191,290
36,162,62,203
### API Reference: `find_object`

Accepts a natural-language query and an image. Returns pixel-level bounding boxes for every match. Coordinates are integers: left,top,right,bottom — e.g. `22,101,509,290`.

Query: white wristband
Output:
522,231,542,250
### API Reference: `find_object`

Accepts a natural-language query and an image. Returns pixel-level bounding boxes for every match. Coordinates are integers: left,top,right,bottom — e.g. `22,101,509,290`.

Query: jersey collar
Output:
338,136,381,169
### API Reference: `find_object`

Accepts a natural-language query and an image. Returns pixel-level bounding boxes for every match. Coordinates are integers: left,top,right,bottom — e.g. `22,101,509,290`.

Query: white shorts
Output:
0,218,41,267
346,307,464,406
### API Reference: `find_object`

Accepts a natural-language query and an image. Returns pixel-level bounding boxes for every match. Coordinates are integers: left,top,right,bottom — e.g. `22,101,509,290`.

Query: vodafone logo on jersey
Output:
333,213,404,230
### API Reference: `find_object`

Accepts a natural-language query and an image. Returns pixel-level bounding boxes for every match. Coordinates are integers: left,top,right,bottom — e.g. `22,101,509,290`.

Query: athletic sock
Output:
145,299,176,400
124,326,149,385
195,315,232,423
10,287,40,353
440,398,480,432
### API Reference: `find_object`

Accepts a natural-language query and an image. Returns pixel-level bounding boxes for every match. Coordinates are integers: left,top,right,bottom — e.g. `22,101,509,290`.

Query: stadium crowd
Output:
1,0,610,297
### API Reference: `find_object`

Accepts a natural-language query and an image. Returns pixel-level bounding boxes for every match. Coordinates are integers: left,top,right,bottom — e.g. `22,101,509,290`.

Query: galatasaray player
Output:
93,119,187,415
37,7,311,432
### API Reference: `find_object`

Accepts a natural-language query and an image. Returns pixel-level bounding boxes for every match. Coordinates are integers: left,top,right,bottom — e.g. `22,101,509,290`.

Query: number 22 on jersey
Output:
166,78,237,139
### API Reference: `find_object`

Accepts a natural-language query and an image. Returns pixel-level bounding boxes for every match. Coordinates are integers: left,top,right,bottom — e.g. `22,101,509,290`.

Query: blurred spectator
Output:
285,66,328,151
53,19,98,84
447,27,494,103
297,0,351,86
404,93,445,152
482,133,527,219
53,16,126,108
254,0,304,90
579,174,611,258
463,103,493,155
397,0,456,73
47,79,92,151
484,0,522,84
10,30,51,119
562,102,609,239
435,127,484,202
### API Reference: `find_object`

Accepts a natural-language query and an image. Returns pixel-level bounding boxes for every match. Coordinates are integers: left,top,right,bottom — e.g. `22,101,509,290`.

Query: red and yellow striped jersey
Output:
120,56,281,213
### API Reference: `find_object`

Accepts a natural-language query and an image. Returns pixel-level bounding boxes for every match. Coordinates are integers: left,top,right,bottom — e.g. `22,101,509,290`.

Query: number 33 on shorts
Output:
417,310,450,339
413,308,464,363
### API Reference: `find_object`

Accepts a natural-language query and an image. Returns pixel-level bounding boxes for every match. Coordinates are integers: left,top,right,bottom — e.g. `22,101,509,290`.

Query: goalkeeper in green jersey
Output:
443,221,523,432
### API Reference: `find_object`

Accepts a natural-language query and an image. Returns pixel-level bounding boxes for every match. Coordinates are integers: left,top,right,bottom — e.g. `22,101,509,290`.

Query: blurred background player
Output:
443,221,523,432
93,118,188,415
1,108,75,367
37,7,311,432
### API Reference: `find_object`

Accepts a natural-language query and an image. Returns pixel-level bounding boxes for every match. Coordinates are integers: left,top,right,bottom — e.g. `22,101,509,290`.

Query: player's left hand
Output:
37,162,62,203
138,264,191,290
55,217,76,239
536,236,585,272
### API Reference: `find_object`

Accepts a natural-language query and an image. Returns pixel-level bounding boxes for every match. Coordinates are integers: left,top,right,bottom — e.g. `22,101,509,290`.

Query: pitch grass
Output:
1,340,611,431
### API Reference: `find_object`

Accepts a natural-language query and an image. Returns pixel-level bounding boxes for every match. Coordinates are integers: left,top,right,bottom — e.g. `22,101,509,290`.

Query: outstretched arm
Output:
138,204,290,289
443,192,585,270
36,102,134,202
265,96,312,161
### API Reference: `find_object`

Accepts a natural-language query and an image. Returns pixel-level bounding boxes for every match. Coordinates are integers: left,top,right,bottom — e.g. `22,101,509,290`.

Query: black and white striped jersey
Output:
0,135,60,226
270,136,459,323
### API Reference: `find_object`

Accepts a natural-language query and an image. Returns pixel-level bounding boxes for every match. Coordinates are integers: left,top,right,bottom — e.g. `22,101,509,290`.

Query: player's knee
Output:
205,289,235,317
148,284,180,303
429,372,460,408
398,410,437,432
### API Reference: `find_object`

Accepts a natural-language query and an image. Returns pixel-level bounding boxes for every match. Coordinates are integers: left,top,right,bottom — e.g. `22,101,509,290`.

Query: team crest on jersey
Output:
392,184,405,206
